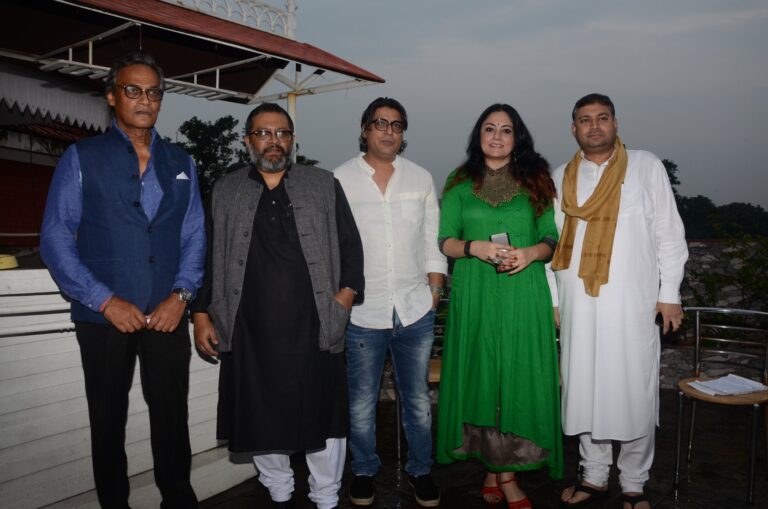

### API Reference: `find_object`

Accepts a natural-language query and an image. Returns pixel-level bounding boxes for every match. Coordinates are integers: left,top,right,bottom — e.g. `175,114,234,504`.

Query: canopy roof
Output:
1,60,108,131
0,0,384,104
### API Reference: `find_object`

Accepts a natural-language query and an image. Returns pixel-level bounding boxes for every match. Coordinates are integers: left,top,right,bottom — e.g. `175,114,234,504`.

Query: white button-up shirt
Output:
335,154,447,328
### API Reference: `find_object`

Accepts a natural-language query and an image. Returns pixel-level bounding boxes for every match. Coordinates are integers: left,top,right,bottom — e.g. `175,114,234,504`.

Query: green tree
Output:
715,203,768,237
171,115,244,197
662,158,681,200
295,143,320,167
678,195,718,239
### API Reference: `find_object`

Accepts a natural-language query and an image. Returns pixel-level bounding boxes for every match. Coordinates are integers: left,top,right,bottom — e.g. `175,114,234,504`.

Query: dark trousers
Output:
75,321,199,509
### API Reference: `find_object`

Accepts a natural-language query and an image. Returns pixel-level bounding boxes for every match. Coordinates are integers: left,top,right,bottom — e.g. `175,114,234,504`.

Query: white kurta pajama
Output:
549,149,687,490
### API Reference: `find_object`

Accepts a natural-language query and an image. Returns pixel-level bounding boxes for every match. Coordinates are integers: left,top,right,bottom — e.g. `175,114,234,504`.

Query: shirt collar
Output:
110,119,158,146
356,153,400,175
580,147,616,169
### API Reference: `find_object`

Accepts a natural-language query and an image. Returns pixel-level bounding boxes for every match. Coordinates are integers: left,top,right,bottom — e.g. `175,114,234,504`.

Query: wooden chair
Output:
674,307,768,504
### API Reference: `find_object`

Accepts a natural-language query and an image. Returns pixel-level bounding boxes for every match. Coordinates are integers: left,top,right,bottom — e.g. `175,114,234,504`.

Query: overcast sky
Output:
156,0,768,208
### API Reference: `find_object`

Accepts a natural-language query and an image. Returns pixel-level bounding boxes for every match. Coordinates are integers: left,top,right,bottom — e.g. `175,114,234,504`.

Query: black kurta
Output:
195,168,363,453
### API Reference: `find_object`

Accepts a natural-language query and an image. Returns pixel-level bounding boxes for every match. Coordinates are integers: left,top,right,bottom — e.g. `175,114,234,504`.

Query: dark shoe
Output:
349,475,375,506
272,497,295,508
409,474,441,507
622,493,649,508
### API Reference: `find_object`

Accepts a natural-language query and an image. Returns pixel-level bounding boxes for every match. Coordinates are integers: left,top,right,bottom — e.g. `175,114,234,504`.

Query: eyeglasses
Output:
248,128,294,141
117,84,164,102
369,118,405,134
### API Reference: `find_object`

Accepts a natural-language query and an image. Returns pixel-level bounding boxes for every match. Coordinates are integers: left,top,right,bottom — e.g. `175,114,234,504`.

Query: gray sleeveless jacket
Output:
207,164,349,353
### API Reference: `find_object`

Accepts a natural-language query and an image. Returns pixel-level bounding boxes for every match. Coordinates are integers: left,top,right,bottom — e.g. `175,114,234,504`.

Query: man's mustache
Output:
261,144,286,156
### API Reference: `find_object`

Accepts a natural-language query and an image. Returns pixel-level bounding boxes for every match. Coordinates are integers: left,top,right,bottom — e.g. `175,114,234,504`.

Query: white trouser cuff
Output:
253,453,295,502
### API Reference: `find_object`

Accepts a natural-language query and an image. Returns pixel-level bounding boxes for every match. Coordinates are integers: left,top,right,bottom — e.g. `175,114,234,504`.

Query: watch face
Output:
176,288,193,302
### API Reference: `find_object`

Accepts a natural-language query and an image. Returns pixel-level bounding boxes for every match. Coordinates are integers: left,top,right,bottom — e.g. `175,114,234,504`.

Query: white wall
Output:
0,269,253,508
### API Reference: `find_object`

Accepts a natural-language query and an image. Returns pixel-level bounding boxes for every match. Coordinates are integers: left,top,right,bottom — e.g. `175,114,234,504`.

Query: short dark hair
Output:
571,93,615,121
244,103,294,134
358,97,408,154
105,52,164,95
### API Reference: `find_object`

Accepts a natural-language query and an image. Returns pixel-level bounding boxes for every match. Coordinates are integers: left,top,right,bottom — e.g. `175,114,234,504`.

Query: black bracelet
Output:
464,240,474,258
540,236,558,251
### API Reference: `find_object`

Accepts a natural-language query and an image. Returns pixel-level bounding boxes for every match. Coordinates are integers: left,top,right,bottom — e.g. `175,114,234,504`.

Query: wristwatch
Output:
173,287,193,303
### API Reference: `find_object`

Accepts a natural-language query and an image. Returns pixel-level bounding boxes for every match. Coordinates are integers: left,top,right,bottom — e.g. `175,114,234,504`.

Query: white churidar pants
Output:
578,431,655,493
252,438,346,509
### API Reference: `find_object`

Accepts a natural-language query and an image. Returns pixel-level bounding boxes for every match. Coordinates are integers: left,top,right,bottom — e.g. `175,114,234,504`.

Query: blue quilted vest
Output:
72,128,191,323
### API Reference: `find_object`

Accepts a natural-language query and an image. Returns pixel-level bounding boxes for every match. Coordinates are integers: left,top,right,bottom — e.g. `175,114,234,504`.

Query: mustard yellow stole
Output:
551,137,627,297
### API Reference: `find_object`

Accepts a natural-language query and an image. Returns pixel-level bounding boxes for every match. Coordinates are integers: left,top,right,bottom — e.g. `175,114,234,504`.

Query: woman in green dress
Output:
437,104,562,509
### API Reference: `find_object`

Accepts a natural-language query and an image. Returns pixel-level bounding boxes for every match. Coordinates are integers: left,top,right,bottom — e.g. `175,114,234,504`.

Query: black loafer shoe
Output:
349,475,375,506
272,497,295,508
409,474,441,507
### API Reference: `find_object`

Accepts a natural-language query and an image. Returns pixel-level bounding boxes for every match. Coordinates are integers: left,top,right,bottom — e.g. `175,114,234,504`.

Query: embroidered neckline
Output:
473,164,519,207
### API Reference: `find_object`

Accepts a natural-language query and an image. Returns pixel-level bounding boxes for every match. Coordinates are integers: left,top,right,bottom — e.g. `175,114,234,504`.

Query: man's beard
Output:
248,143,292,173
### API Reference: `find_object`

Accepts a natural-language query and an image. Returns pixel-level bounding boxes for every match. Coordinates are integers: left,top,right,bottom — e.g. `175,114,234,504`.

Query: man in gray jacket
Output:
191,103,364,509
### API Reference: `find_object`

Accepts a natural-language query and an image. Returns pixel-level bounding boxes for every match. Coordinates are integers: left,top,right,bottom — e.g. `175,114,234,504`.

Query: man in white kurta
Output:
551,94,687,509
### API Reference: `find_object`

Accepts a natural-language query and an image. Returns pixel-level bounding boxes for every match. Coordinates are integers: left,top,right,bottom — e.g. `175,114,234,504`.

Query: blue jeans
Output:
346,309,436,477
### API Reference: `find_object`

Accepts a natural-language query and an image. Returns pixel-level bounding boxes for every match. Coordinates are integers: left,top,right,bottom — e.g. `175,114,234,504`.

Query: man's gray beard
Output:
248,144,291,173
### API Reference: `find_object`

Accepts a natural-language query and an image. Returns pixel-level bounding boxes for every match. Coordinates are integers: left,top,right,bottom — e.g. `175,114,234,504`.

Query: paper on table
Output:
688,374,768,396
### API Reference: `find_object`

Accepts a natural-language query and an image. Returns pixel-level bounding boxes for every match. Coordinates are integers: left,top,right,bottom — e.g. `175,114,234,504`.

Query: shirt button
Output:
147,226,153,233
243,231,249,237
148,256,155,263
233,289,239,295
133,201,140,207
238,259,244,266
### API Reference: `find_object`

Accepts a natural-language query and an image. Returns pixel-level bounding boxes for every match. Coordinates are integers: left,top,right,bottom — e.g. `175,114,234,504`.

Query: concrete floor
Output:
200,389,767,509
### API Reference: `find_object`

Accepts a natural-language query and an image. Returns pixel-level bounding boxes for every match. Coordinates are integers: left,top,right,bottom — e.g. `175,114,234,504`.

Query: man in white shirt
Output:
334,97,447,508
550,94,688,509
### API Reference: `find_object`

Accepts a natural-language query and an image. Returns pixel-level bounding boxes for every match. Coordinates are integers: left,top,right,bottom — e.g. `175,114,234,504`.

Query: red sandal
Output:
481,483,505,505
482,476,531,509
481,476,518,505
482,476,514,504
503,477,532,509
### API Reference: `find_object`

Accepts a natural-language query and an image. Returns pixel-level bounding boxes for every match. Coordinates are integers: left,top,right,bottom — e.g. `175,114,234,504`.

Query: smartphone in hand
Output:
490,232,510,245
489,232,510,269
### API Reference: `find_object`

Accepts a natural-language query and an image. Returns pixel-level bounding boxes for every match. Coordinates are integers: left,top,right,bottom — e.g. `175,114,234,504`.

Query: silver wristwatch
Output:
173,287,193,303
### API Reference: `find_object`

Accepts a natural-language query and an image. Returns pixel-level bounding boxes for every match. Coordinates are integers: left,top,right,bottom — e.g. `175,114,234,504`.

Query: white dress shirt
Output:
334,154,447,328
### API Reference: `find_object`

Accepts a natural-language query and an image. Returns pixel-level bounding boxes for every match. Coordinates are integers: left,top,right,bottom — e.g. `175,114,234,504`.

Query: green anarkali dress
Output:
436,172,563,479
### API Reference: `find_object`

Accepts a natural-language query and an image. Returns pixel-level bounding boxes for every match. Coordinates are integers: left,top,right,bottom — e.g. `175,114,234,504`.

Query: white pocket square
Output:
175,171,190,180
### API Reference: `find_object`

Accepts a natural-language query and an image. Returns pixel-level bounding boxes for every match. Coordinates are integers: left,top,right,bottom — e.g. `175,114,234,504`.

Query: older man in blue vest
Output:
41,53,205,508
